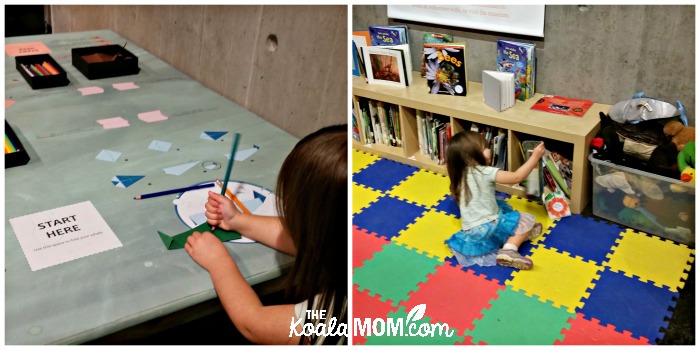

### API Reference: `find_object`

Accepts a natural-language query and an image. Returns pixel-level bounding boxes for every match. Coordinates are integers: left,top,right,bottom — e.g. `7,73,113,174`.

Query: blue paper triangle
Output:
204,131,228,141
116,175,145,188
253,191,266,201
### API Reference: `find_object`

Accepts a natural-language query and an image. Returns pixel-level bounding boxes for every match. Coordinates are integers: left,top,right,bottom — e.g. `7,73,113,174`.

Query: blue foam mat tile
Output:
352,158,418,192
542,215,623,264
579,267,679,343
353,195,426,241
434,195,459,216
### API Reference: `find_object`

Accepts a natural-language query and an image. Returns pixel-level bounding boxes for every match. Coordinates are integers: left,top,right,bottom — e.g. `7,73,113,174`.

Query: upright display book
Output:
482,70,515,112
362,44,412,87
421,32,453,77
424,42,467,96
496,39,536,101
369,25,408,46
531,95,594,117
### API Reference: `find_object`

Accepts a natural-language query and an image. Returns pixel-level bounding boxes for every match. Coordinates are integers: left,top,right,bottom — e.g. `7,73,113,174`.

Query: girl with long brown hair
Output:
445,131,544,270
185,125,347,344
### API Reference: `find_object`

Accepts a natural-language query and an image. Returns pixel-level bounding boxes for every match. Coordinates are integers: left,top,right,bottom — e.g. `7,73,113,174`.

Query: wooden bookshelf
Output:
352,71,611,214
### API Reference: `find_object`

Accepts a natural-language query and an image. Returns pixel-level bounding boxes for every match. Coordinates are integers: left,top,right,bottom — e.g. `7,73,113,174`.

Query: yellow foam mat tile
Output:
507,245,603,312
392,210,461,262
387,169,450,208
603,229,695,292
353,183,384,215
505,195,559,242
353,149,380,174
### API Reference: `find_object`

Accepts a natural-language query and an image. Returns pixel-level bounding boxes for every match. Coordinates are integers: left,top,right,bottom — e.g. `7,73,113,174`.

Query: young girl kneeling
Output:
445,131,544,270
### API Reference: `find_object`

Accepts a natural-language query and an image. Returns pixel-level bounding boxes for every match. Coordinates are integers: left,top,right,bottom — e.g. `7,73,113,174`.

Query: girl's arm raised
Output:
495,142,545,185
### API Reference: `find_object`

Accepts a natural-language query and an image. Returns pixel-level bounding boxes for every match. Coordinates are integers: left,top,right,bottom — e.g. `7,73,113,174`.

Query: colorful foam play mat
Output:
352,150,694,345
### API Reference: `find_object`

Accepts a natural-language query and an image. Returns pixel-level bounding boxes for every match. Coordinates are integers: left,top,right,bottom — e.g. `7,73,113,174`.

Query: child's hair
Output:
275,124,347,344
446,131,489,204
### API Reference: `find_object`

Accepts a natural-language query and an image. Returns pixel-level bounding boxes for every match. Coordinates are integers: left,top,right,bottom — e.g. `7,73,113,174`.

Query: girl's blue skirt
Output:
445,199,520,267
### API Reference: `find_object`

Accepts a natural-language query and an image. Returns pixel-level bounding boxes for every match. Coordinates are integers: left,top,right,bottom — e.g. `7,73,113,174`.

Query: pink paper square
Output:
138,110,169,123
97,117,130,129
78,86,105,96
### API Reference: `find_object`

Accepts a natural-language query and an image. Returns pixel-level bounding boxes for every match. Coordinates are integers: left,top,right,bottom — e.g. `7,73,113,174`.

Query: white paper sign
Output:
388,5,545,37
9,201,122,271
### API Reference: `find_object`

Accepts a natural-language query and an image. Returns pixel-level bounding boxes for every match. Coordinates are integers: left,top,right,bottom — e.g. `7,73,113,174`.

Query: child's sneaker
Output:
527,223,543,240
496,249,533,270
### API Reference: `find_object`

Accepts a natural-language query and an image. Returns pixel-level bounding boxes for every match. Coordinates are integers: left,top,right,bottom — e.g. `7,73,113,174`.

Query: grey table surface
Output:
4,30,297,344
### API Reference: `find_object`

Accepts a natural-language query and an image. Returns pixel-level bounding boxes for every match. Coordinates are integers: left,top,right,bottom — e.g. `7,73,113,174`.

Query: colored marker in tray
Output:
5,121,30,168
15,54,70,90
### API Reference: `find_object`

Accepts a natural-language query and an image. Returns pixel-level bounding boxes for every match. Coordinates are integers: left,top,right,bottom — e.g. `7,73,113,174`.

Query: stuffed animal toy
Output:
663,121,695,152
678,141,695,170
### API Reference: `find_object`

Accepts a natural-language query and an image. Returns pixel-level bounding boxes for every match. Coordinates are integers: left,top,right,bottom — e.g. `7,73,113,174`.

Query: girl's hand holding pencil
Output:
204,191,241,231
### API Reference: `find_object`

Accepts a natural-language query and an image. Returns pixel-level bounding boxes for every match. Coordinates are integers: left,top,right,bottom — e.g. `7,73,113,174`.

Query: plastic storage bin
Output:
590,154,694,245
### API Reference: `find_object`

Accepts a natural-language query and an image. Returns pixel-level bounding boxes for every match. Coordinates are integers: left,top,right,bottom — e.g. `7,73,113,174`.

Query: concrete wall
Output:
51,5,347,138
354,5,695,126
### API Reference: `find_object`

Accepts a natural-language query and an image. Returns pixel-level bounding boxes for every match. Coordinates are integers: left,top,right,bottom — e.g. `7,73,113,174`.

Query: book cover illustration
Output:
369,25,408,46
496,39,535,101
530,95,594,117
421,32,453,77
361,45,411,87
424,43,467,96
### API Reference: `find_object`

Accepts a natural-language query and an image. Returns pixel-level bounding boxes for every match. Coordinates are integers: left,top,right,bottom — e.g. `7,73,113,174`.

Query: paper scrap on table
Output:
148,140,172,152
8,200,122,271
5,41,51,57
190,213,208,226
111,175,144,188
95,149,122,162
241,198,264,213
138,110,169,123
163,161,200,176
200,131,228,141
225,145,260,161
6,99,16,109
112,82,140,91
78,86,104,96
97,117,130,129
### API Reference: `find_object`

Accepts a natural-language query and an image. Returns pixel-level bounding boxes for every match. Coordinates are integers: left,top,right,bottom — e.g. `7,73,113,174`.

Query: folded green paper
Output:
158,222,242,250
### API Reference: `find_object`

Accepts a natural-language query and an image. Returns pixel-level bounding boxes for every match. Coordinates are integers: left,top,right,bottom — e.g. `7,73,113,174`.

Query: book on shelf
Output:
482,70,515,112
424,42,467,96
352,103,361,141
369,25,408,46
496,39,536,101
530,95,594,118
543,150,571,198
421,32,453,78
521,140,544,200
352,31,371,78
361,44,412,87
352,42,361,77
492,132,507,170
357,98,402,148
417,110,427,156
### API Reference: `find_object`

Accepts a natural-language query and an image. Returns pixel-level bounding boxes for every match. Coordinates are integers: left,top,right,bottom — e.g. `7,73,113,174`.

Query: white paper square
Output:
9,201,123,271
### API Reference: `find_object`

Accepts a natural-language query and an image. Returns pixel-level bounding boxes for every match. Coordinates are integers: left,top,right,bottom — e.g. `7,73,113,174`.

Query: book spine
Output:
416,111,426,155
369,100,382,145
386,103,396,146
360,99,373,144
377,101,389,145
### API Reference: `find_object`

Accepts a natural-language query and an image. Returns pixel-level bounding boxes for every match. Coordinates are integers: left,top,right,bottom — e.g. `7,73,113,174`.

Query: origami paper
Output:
138,110,169,123
200,131,228,141
95,149,122,162
112,82,139,91
97,117,130,129
148,140,172,152
5,41,51,57
111,175,144,188
157,222,241,250
78,86,104,96
163,161,199,175
6,99,16,109
225,145,260,161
